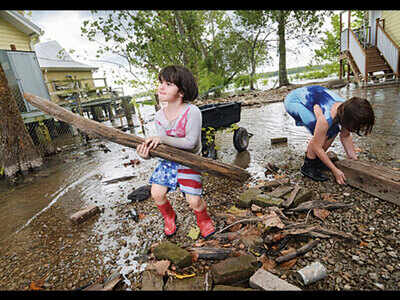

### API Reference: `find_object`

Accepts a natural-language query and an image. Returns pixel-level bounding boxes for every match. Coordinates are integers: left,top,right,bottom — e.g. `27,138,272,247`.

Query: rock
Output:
249,268,301,291
283,188,313,206
211,254,258,285
164,273,212,291
237,188,262,208
140,270,164,291
127,185,151,202
268,185,293,198
152,241,192,268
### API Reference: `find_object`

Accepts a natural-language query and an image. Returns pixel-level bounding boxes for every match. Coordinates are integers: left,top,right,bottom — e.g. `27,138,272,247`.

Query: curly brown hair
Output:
335,96,375,136
158,65,198,102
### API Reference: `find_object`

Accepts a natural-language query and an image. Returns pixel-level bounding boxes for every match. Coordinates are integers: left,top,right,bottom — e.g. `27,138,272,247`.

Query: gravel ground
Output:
1,154,399,291
0,85,399,291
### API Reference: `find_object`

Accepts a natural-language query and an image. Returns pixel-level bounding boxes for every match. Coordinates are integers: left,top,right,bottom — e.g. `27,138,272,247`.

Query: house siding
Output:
381,11,400,47
0,17,32,51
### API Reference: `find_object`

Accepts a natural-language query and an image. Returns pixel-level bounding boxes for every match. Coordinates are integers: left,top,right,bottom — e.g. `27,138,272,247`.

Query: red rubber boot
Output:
156,201,177,236
194,207,215,238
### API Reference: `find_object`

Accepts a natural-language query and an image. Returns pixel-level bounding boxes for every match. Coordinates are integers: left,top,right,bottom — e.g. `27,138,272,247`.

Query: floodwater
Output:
1,83,400,248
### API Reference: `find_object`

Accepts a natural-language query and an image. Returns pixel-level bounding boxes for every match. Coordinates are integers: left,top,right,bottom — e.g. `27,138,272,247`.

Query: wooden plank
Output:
23,92,250,182
335,159,400,206
70,205,100,224
270,137,287,145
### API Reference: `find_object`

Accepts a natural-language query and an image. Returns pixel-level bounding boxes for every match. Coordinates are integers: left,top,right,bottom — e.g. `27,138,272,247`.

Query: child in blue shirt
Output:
284,85,375,184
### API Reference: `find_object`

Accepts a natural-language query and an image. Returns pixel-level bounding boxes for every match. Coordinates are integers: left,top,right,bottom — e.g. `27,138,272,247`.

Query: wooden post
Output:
348,10,351,50
121,97,134,128
23,92,251,182
339,12,343,80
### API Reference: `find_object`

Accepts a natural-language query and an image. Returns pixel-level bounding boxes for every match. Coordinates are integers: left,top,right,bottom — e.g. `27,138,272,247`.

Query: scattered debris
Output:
296,261,327,286
270,137,288,145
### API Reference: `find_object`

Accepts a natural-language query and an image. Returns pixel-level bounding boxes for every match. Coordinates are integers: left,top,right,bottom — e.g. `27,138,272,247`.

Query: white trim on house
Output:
0,10,43,36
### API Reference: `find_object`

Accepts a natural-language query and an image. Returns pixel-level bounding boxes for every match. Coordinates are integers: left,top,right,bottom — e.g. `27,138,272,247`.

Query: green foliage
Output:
313,11,367,65
80,10,337,96
291,63,339,80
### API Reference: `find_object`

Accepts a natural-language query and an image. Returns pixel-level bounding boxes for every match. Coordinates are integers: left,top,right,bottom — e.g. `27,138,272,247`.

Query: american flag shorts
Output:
149,159,202,196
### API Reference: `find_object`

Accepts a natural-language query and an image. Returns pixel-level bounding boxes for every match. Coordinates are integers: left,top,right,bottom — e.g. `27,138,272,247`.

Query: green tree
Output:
231,10,275,90
81,10,248,97
267,10,332,87
313,11,367,75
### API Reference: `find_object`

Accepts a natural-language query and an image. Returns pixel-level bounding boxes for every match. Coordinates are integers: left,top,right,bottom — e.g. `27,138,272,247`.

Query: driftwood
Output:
270,137,288,145
23,93,250,182
188,247,233,260
289,200,353,212
281,184,301,208
335,159,400,206
81,270,121,291
70,205,100,224
275,240,319,263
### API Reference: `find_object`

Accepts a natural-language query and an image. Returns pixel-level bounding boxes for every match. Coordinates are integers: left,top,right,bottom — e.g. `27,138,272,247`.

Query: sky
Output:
29,10,332,95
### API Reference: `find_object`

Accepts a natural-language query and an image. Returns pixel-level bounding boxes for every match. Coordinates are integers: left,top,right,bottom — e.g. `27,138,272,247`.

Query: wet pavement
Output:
1,83,400,290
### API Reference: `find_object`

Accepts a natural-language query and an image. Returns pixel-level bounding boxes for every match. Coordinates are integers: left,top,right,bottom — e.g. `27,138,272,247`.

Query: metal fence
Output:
22,94,141,157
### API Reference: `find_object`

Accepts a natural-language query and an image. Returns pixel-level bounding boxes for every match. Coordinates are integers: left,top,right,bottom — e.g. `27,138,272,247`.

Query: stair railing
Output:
341,27,367,81
376,19,399,76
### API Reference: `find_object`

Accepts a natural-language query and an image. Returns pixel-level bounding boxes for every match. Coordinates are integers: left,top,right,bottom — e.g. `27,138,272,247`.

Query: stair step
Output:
367,65,391,73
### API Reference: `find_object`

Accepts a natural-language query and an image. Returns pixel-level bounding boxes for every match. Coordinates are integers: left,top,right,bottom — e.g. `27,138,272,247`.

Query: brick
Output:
249,268,301,291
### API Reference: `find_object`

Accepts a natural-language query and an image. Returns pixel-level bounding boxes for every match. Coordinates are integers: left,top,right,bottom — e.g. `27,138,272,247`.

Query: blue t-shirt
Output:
284,85,346,138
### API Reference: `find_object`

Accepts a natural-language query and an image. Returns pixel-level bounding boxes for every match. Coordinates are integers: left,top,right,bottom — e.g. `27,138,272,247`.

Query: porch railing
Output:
376,21,399,76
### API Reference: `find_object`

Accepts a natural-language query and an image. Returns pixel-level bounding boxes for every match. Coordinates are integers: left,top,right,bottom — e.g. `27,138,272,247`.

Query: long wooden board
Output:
335,159,400,206
24,92,251,182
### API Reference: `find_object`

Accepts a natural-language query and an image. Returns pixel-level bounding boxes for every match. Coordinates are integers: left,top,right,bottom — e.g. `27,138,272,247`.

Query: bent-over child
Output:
284,85,375,185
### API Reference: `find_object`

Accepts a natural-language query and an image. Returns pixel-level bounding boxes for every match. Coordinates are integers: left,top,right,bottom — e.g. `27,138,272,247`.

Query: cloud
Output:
31,11,98,59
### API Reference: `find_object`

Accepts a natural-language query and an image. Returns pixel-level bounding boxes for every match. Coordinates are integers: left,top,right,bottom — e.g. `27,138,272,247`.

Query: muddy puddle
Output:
1,83,400,259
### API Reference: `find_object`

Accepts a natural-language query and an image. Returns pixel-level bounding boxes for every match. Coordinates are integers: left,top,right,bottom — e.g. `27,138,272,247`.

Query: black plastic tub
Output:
199,102,241,129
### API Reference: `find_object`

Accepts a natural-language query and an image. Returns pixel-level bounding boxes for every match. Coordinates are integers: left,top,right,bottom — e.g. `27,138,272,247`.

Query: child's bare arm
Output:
340,128,357,159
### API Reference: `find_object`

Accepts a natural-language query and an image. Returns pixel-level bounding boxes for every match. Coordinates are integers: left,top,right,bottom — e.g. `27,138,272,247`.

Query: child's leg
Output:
151,183,169,205
152,183,177,236
185,193,215,238
185,193,206,211
177,165,215,238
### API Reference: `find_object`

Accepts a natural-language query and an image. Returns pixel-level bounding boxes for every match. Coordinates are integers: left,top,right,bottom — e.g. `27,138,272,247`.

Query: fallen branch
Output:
215,217,263,234
275,239,319,263
290,200,353,212
188,247,233,260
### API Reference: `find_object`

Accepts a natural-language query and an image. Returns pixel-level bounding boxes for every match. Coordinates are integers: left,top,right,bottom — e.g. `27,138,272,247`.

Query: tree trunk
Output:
277,11,289,87
0,65,42,180
24,92,250,182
